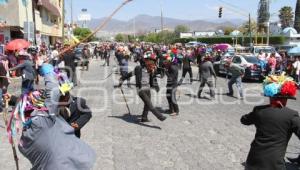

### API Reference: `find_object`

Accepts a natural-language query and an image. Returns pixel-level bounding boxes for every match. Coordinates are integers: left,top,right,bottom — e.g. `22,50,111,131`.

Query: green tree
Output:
144,33,159,43
160,31,176,44
239,20,257,35
174,25,190,37
257,0,270,34
73,27,94,41
115,34,124,42
279,6,294,29
295,0,300,32
221,26,235,35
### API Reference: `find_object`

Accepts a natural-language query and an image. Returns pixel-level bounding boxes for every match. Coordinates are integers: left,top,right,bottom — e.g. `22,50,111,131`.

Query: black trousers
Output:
179,67,193,84
22,79,34,94
138,89,164,120
66,68,77,86
198,78,215,97
75,130,81,138
166,87,179,113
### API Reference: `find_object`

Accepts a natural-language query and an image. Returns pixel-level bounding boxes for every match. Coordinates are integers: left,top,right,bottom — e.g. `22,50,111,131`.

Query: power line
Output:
215,0,255,19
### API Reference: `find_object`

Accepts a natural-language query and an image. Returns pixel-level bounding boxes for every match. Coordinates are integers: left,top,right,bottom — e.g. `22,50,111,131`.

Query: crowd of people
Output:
0,41,96,169
0,39,300,169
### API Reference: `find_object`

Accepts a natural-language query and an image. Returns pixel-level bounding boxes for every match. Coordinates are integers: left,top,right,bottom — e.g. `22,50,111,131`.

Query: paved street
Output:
1,58,300,170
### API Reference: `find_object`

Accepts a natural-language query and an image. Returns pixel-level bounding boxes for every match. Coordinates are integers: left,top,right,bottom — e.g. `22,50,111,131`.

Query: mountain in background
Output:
78,14,245,36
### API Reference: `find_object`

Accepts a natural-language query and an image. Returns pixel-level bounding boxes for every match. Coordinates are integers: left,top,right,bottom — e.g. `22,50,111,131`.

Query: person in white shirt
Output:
293,56,300,84
257,51,266,71
51,48,59,66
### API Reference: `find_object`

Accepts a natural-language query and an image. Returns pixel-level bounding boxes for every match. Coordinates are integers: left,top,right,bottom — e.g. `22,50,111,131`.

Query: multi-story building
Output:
0,0,63,45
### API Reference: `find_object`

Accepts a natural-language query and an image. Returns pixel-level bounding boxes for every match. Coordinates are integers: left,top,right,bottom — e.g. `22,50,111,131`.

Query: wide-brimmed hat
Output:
263,73,297,100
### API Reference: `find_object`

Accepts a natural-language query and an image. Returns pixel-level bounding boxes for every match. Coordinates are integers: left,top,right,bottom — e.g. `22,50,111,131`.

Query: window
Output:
232,57,242,64
244,57,258,63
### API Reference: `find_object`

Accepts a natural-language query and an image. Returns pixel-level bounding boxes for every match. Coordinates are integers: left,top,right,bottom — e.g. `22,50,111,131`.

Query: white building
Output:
282,27,300,47
270,22,282,35
180,32,193,38
0,0,63,45
194,31,216,37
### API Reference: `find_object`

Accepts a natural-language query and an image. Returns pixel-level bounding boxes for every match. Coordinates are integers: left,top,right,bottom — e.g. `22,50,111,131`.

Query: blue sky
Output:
65,0,297,22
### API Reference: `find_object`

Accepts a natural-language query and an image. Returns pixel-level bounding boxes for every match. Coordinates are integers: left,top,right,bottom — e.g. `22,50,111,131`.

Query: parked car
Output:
213,55,233,75
185,41,207,48
214,54,263,81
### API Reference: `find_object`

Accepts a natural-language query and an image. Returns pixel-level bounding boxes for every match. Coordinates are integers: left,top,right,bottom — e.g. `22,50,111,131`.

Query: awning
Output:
37,0,61,17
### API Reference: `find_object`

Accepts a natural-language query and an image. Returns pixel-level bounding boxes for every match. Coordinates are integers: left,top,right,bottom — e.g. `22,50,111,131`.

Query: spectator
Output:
257,50,266,71
293,56,300,84
0,55,9,113
9,51,35,94
225,60,245,99
267,53,277,75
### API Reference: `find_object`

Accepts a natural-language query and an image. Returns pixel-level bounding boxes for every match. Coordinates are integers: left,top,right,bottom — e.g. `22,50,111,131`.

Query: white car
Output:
250,46,280,58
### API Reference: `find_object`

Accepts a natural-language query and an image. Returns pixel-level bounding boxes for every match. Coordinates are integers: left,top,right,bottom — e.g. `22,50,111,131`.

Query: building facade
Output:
282,27,300,47
0,0,63,45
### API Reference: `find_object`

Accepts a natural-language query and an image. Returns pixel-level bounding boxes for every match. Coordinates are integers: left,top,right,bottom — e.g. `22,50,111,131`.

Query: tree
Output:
174,25,190,37
159,31,176,44
239,20,257,35
221,26,235,35
295,0,300,32
279,6,294,29
73,27,94,41
115,34,124,42
257,0,270,33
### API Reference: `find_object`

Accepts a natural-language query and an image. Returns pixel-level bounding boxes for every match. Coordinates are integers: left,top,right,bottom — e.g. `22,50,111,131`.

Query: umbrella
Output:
6,39,30,51
213,43,232,52
288,46,300,56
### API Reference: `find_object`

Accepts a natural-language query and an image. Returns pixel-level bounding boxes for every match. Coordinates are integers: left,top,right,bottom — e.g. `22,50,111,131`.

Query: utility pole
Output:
24,0,30,41
71,0,73,25
249,13,253,47
160,0,164,43
133,17,136,38
62,0,65,43
31,0,37,45
160,0,164,32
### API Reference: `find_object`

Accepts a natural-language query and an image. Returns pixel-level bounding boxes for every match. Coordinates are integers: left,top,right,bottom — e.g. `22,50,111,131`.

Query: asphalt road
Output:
0,58,300,170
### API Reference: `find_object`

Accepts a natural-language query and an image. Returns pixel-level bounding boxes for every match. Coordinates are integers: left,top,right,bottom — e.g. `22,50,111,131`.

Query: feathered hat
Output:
263,73,297,100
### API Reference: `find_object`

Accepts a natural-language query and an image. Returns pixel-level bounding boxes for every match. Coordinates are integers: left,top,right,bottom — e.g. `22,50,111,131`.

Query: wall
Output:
0,28,11,43
0,0,20,26
18,0,34,27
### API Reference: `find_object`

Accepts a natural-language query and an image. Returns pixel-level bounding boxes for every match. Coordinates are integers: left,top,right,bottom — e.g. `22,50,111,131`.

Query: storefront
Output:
0,27,11,44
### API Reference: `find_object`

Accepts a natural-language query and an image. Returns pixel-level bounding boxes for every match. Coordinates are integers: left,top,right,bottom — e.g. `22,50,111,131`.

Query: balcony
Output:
34,9,62,37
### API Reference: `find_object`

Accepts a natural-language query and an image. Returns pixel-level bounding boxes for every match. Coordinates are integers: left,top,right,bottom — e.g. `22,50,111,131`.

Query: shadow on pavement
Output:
241,161,300,170
185,93,197,98
184,93,211,100
214,92,240,99
108,114,162,130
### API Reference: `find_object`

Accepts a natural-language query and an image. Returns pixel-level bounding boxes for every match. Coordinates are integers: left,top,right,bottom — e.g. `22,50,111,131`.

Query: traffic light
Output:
219,7,223,18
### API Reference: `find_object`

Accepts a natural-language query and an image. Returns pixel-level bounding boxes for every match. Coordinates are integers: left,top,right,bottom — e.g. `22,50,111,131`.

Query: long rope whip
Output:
58,0,133,58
